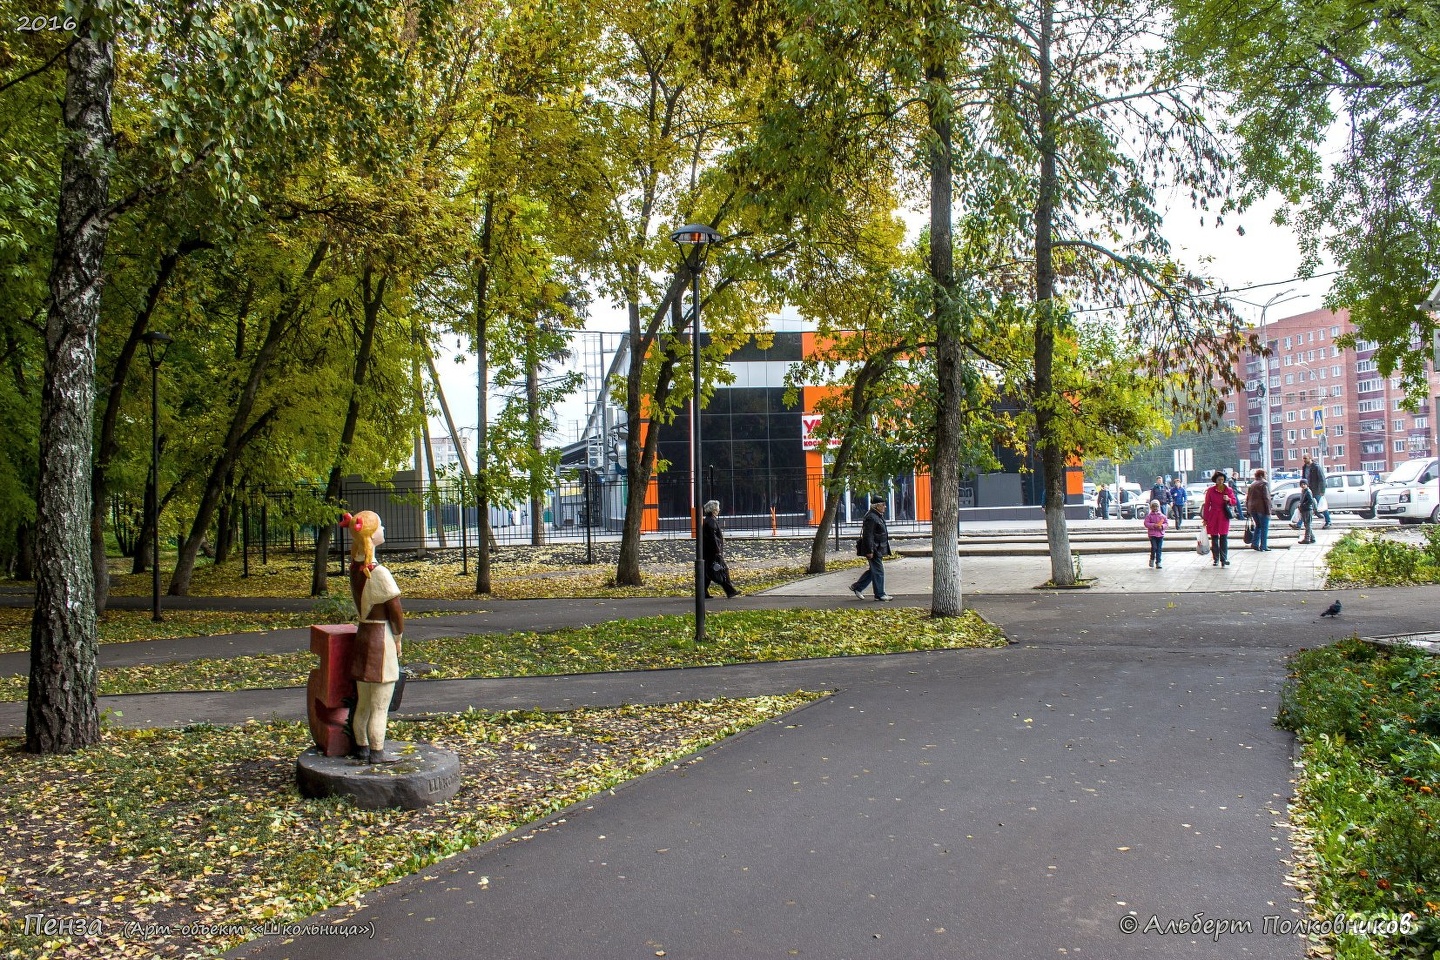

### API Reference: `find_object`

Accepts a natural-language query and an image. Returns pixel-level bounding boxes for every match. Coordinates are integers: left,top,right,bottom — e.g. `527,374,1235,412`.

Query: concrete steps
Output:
900,526,1300,557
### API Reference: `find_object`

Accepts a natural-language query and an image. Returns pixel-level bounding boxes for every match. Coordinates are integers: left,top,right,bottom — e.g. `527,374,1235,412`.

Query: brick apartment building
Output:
1229,307,1440,476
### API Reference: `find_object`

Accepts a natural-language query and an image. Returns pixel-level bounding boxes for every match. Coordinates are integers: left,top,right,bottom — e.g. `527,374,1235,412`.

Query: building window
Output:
1358,399,1384,413
1286,410,1297,422
1356,359,1377,372
1287,449,1297,460
1331,385,1343,397
1395,419,1408,432
1285,374,1295,385
1287,429,1297,442
1395,398,1406,410
1227,402,1236,413
1331,326,1340,337
1332,365,1342,376
1308,332,1315,343
1416,417,1429,430
1284,337,1292,349
1283,355,1293,366
1333,444,1344,457
1357,379,1382,392
1270,413,1282,424
1331,405,1343,418
1270,375,1280,388
1396,439,1408,452
1225,419,1236,428
1334,425,1344,436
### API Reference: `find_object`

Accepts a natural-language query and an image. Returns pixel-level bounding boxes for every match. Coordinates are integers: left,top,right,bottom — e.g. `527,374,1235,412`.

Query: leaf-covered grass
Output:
93,545,864,602
0,694,819,960
1325,528,1440,588
1277,637,1440,957
0,607,1006,701
0,607,462,656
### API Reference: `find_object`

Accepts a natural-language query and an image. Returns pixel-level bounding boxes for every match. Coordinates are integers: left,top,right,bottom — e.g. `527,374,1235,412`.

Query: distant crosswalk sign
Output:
1313,407,1325,436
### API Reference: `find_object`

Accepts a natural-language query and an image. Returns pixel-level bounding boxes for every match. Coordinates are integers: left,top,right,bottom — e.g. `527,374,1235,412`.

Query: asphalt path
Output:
195,587,1436,960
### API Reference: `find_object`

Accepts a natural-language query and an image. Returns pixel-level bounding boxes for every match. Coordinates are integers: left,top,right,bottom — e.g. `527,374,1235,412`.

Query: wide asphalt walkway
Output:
5,521,1429,958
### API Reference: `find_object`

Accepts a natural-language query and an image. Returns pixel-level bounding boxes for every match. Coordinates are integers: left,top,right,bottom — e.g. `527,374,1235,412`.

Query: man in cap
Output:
850,496,894,601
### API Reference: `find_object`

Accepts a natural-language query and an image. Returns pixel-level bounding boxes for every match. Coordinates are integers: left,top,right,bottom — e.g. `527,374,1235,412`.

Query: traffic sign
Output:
1312,407,1325,436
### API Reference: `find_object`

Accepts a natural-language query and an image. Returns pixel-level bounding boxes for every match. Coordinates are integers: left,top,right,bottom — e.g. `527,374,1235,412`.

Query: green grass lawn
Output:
1278,637,1440,957
1,607,1006,701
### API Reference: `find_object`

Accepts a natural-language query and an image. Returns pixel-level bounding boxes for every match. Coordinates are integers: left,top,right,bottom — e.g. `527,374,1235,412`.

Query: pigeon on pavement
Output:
1320,600,1342,618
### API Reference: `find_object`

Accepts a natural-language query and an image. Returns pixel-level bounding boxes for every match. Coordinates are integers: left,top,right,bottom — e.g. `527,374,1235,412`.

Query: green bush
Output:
1282,638,1440,957
1327,531,1440,587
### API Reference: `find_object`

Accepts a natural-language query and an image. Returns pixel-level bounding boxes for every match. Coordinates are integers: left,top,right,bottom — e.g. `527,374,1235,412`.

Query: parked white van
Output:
1372,457,1440,524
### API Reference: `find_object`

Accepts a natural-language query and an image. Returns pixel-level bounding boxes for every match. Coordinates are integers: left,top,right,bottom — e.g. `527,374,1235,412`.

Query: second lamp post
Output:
670,223,720,643
141,330,174,622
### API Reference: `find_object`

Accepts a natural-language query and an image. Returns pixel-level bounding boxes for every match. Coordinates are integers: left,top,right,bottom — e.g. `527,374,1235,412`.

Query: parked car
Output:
1372,457,1440,524
1272,470,1377,521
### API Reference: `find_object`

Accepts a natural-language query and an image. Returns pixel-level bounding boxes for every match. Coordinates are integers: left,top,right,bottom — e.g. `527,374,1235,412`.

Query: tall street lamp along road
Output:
670,223,720,643
141,330,174,622
1233,290,1306,474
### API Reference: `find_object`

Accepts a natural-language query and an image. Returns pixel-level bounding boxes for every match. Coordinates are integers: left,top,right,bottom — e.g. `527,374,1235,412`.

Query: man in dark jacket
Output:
1303,454,1330,527
1149,477,1171,513
849,497,893,601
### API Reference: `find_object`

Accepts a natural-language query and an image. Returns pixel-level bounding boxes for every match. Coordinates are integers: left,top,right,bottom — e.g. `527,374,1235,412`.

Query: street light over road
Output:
670,223,720,644
140,330,174,622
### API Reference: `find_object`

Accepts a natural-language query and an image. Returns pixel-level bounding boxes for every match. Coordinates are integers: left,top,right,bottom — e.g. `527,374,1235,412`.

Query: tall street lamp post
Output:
670,223,720,643
1235,290,1305,474
141,330,173,622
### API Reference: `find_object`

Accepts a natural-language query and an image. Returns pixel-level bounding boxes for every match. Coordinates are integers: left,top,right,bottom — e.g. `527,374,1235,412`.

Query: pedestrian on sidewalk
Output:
1296,479,1318,544
1201,470,1238,567
850,496,894,601
1144,500,1168,568
1168,478,1188,529
1095,484,1111,520
702,500,740,598
1303,454,1331,528
1150,476,1172,515
1246,469,1272,551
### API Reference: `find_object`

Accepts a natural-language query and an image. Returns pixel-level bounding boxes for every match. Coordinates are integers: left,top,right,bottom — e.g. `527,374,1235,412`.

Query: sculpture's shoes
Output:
348,746,371,763
368,749,403,764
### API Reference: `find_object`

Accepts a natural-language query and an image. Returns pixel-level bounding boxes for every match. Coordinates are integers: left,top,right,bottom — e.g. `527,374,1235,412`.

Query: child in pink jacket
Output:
1144,500,1168,569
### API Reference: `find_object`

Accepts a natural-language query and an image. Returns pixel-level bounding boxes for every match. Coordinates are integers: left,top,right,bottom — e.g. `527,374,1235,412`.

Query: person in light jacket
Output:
1200,471,1239,567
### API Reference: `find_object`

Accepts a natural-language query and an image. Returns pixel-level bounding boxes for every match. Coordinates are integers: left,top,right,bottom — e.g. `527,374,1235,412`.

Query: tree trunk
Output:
1034,0,1075,585
926,40,965,617
525,319,545,546
170,244,325,595
808,489,843,574
27,19,112,753
311,267,384,594
615,275,689,585
474,194,495,594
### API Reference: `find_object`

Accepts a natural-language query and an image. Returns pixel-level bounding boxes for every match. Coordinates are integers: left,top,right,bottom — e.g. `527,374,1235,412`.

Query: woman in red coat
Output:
1200,471,1239,567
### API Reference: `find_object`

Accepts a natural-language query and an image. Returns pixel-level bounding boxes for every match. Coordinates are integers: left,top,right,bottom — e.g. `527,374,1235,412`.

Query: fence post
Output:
460,483,468,577
260,495,268,565
585,468,594,565
241,494,250,578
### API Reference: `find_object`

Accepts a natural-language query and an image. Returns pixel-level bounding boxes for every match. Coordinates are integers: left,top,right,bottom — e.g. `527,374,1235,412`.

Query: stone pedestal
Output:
295,741,462,810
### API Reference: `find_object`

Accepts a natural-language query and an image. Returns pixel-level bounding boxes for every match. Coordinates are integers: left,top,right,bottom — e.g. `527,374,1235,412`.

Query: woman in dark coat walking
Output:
702,500,740,598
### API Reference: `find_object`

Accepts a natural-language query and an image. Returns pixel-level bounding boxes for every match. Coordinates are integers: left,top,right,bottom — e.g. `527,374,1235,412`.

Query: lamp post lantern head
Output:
141,330,174,368
670,223,720,270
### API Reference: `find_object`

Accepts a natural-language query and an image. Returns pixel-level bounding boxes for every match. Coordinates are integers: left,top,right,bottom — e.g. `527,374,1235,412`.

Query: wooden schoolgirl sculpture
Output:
340,510,405,763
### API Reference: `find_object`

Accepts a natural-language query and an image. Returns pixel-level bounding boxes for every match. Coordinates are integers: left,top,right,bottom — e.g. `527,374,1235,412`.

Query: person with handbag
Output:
849,496,894,601
342,510,406,764
1200,470,1239,567
701,500,740,598
1245,468,1272,552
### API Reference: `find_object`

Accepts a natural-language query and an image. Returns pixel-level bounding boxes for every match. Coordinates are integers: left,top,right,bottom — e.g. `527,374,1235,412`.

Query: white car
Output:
1372,458,1440,524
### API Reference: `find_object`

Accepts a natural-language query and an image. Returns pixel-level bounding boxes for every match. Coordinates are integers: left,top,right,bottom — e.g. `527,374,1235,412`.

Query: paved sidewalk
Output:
4,521,1412,958
218,588,1439,960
